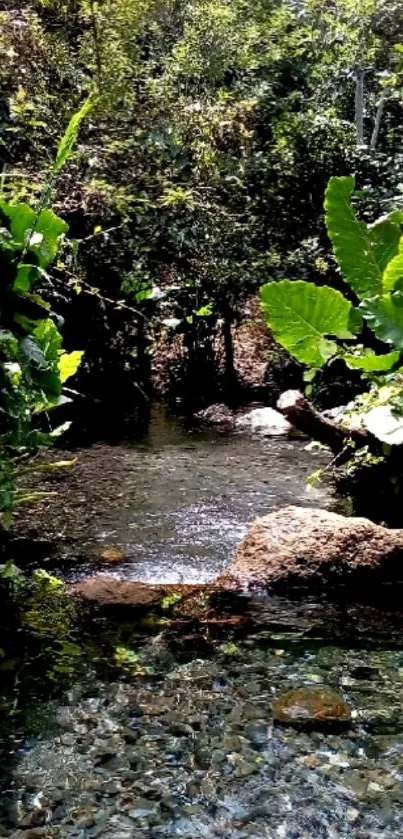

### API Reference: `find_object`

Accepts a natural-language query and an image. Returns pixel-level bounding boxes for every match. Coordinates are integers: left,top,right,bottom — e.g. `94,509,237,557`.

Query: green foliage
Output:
360,293,403,348
343,347,400,371
260,280,359,368
53,94,96,174
2,0,403,422
324,176,383,300
21,569,75,637
114,645,151,675
0,197,81,524
160,592,182,611
0,98,94,525
368,214,403,275
382,238,403,292
261,174,403,445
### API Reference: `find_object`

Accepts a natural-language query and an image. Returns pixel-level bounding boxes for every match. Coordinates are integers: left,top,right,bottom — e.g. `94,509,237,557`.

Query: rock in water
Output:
218,505,403,595
93,545,126,564
235,407,291,435
273,685,351,729
194,403,234,427
69,575,214,613
70,576,166,607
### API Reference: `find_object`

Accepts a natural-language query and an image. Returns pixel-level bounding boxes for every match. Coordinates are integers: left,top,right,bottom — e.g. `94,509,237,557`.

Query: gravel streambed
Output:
2,615,403,839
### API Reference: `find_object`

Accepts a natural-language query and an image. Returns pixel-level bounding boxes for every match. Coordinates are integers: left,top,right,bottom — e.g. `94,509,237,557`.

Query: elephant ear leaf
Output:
324,176,383,300
369,211,403,274
360,291,403,349
260,279,361,369
383,236,403,293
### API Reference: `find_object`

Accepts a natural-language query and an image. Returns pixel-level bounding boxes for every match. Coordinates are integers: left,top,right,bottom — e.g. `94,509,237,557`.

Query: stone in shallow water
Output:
235,406,292,435
272,685,352,729
218,505,403,594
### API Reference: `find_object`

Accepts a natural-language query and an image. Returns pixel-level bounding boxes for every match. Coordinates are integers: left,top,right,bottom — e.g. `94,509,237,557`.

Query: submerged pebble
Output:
2,638,403,839
272,685,352,729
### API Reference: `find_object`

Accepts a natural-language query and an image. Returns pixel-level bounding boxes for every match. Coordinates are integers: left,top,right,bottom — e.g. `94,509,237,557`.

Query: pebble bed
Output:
2,624,403,839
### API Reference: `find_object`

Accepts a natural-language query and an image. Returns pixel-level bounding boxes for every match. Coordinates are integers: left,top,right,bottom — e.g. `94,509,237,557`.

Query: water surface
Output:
2,416,403,839
68,413,334,582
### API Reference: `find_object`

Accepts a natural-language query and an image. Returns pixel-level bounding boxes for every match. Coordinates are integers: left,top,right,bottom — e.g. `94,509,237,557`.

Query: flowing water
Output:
2,414,403,838
65,412,334,583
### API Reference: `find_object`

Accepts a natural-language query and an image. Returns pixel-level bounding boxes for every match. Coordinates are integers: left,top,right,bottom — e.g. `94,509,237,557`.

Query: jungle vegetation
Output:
1,0,403,521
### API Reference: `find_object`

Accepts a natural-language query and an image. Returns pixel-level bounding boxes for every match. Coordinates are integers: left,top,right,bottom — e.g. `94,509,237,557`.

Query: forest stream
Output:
2,415,403,839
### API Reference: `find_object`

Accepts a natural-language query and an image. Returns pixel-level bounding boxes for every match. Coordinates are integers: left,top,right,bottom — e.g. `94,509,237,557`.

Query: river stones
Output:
273,685,352,729
235,407,292,435
218,505,403,595
194,403,235,427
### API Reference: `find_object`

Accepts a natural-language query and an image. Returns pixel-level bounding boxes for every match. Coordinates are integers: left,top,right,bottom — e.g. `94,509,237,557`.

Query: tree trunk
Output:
277,390,370,456
222,314,238,407
355,68,365,146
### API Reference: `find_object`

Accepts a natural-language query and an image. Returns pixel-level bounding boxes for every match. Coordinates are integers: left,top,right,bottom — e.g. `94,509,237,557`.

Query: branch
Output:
370,95,387,151
277,390,370,455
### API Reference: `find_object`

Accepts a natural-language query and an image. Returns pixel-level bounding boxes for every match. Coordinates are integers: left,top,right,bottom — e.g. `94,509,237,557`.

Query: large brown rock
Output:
218,506,403,593
70,575,167,607
69,575,213,613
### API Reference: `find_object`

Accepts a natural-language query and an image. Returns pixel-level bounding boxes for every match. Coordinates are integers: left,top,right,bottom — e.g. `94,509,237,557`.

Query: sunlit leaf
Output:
58,350,83,383
260,279,360,368
13,264,40,293
369,211,403,274
383,236,403,293
343,348,400,372
31,209,69,267
324,176,382,299
0,202,36,245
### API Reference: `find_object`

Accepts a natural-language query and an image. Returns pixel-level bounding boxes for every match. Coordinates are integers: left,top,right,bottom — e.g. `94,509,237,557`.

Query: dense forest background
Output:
1,0,403,437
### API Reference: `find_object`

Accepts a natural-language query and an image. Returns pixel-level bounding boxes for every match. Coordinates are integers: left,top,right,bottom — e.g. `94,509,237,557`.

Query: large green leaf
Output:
369,211,403,274
360,292,403,349
1,202,68,270
260,280,360,368
324,176,383,300
18,336,48,369
53,94,96,174
383,236,403,293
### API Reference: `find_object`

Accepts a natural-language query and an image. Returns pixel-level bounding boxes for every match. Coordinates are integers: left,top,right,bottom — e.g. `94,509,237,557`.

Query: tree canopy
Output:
1,0,403,518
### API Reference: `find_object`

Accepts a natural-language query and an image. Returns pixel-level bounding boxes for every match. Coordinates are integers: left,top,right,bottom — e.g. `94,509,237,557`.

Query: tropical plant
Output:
260,174,403,445
0,99,93,526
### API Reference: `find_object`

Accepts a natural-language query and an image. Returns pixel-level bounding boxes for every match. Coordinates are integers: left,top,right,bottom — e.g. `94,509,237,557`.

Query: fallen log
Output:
277,390,370,456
